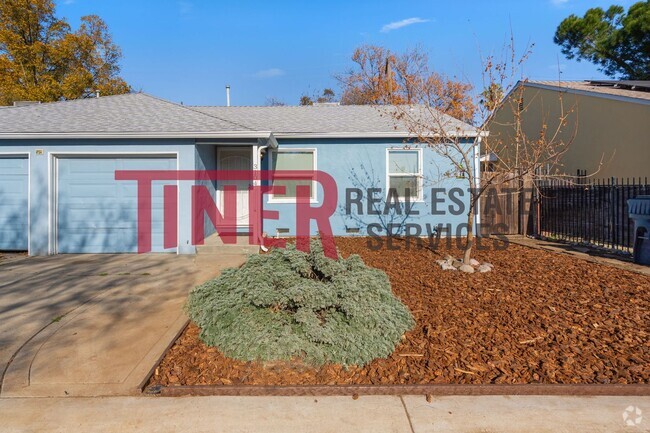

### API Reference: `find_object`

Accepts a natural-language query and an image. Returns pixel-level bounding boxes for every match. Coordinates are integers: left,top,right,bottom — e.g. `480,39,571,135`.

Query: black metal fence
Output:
534,177,650,253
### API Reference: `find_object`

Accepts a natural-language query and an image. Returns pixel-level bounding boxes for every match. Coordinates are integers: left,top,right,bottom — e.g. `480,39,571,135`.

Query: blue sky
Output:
58,0,635,106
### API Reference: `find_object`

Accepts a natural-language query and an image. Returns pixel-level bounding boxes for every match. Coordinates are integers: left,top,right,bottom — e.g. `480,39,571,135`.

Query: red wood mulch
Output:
148,238,650,387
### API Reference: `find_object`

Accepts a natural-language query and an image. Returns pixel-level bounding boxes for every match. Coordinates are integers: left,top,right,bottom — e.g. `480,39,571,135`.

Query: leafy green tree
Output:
554,2,650,80
0,0,129,105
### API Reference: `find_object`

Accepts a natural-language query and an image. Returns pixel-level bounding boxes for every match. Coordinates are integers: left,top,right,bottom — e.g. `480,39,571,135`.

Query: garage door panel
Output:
58,205,137,228
0,156,28,251
57,157,176,253
57,229,136,254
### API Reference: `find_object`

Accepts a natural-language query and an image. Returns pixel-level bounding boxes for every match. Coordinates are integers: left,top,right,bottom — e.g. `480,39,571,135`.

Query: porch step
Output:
196,233,260,255
195,244,260,255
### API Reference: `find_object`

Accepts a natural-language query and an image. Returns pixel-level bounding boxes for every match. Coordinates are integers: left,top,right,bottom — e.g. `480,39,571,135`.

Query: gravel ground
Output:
149,238,649,386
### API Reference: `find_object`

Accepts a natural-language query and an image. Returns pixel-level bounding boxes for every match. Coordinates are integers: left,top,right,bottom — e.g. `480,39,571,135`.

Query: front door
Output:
217,147,251,230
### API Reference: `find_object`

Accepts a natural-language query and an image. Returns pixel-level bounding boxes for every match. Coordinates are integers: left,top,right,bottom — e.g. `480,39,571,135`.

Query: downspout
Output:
473,136,482,236
257,143,270,252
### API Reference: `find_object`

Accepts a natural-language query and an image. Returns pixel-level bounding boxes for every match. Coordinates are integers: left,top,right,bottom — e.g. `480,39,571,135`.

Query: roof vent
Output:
13,101,41,107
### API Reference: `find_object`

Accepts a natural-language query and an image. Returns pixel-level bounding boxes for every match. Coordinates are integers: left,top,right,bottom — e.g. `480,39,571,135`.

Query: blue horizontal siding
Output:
0,136,475,255
262,138,474,237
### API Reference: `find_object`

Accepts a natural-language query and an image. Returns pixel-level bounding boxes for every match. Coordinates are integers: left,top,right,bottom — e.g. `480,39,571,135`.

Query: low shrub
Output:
186,239,414,366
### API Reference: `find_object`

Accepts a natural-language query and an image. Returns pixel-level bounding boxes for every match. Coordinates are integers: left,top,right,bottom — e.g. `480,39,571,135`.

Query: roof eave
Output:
272,131,484,139
0,131,274,140
0,130,485,140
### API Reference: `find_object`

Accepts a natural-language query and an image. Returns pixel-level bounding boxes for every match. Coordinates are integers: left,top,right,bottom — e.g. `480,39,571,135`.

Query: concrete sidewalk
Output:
1,395,647,433
1,253,247,398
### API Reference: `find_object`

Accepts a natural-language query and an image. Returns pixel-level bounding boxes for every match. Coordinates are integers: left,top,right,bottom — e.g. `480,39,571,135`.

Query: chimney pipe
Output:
226,85,231,107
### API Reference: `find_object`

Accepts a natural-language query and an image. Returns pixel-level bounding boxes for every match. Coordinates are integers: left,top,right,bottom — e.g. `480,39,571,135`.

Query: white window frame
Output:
385,148,424,202
268,148,318,204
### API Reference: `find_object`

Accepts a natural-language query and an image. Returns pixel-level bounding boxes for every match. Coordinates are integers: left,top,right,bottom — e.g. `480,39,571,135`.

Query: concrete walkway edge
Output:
133,315,190,393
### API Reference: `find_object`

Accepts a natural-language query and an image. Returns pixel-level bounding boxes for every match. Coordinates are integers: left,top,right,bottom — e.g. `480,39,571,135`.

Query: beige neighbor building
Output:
486,80,650,180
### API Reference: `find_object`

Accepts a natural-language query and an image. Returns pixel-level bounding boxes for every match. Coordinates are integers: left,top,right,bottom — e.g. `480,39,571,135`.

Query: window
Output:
270,149,317,202
387,149,422,201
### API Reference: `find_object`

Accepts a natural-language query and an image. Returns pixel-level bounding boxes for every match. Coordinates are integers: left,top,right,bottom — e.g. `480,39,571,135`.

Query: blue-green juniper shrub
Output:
186,239,414,367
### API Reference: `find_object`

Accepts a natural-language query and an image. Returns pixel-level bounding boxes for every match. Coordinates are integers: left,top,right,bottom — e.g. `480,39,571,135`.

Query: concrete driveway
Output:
0,253,246,397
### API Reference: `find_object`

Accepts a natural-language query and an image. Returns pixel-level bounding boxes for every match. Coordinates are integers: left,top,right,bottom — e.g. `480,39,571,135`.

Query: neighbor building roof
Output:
0,92,479,139
526,80,650,104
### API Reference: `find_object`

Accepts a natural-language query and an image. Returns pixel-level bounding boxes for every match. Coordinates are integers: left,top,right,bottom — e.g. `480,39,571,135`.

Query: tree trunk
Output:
463,203,475,264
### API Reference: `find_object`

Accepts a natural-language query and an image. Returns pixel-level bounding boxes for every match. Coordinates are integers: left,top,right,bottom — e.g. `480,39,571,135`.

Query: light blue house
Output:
0,93,480,255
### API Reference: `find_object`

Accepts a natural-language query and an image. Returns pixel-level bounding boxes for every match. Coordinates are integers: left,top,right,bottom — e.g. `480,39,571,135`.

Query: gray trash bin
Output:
628,195,650,265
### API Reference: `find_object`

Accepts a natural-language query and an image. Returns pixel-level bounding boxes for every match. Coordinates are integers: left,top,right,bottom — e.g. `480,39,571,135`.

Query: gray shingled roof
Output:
527,80,650,103
0,92,478,137
192,105,476,136
0,93,253,134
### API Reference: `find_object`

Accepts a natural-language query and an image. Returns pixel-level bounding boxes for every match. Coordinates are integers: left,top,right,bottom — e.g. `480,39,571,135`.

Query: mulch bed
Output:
148,238,650,387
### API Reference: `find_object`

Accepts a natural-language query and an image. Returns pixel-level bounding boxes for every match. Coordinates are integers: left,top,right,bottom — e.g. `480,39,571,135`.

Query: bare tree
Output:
336,45,474,123
340,159,420,237
265,97,286,106
389,39,581,265
299,88,337,105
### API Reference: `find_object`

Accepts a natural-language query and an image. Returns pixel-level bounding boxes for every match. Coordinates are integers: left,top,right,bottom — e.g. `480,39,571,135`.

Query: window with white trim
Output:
270,149,316,201
387,149,422,201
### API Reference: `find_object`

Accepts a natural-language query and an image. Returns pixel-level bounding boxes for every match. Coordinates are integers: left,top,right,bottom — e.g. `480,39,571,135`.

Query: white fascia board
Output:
0,130,487,140
0,131,274,140
267,133,279,148
272,131,485,139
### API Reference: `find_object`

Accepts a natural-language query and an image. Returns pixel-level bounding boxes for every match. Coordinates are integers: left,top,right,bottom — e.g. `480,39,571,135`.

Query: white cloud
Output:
550,0,570,6
252,68,286,78
381,17,430,33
